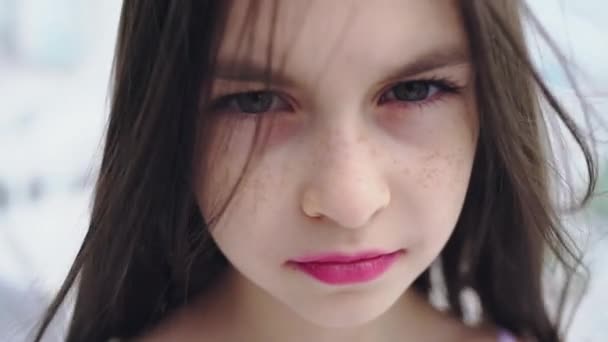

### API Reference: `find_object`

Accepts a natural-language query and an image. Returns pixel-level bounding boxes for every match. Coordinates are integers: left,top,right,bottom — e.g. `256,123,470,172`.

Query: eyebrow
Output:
214,46,470,86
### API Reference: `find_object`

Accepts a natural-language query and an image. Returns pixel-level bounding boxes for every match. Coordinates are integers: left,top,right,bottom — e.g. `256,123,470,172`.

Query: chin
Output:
287,285,405,328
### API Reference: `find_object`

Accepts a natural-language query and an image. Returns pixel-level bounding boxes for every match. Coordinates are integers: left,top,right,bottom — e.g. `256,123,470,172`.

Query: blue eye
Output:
382,80,443,103
233,91,274,113
213,91,287,115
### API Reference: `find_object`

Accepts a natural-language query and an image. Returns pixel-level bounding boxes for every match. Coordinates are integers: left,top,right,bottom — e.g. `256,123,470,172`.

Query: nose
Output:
299,131,390,229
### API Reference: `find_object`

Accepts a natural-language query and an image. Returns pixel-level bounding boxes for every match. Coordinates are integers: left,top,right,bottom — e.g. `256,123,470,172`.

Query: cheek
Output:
417,148,474,193
414,98,478,196
394,112,477,248
198,152,279,253
201,182,265,270
197,112,306,221
203,172,291,290
395,152,474,267
195,121,257,220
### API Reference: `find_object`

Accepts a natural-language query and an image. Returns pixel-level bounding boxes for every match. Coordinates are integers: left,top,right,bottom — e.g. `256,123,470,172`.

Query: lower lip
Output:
288,251,403,285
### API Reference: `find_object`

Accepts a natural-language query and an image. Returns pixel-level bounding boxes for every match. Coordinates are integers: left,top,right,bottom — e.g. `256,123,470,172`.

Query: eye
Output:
381,80,442,103
213,91,288,114
234,91,274,113
380,77,464,106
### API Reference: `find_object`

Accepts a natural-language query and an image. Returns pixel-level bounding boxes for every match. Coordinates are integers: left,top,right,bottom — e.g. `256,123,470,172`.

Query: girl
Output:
34,0,598,341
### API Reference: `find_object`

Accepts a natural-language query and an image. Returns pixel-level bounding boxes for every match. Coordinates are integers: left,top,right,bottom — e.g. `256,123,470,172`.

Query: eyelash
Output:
208,77,462,116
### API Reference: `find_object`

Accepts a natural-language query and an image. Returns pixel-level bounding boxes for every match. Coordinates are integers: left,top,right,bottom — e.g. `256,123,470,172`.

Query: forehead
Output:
218,0,468,80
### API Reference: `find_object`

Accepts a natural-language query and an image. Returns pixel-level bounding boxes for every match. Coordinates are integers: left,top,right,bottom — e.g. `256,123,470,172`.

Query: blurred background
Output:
0,0,606,341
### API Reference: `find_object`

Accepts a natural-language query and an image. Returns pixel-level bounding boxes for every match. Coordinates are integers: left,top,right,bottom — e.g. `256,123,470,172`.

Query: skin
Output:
141,0,504,341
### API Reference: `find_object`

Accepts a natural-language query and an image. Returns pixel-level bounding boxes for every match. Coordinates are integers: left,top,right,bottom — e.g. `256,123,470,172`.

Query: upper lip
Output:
289,250,400,263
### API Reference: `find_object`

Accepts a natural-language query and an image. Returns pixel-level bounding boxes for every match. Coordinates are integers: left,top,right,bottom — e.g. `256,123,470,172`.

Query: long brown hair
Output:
34,1,598,341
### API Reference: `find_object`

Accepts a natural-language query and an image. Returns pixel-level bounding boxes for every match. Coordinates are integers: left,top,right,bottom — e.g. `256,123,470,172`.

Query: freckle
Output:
424,151,440,161
431,168,439,179
370,146,378,157
419,167,430,189
444,153,455,165
422,165,441,189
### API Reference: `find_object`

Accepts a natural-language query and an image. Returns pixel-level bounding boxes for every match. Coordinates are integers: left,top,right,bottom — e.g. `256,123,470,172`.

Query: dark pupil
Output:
394,82,429,101
235,91,273,113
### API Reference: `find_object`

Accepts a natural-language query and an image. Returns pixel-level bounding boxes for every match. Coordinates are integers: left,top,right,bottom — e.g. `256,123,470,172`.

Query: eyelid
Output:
210,79,275,98
372,63,468,95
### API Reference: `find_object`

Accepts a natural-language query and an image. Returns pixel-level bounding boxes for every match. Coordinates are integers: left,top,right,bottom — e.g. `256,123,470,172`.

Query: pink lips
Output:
287,250,403,285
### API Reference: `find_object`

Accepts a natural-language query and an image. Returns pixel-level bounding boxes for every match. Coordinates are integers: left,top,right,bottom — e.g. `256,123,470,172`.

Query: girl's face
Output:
196,0,478,328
